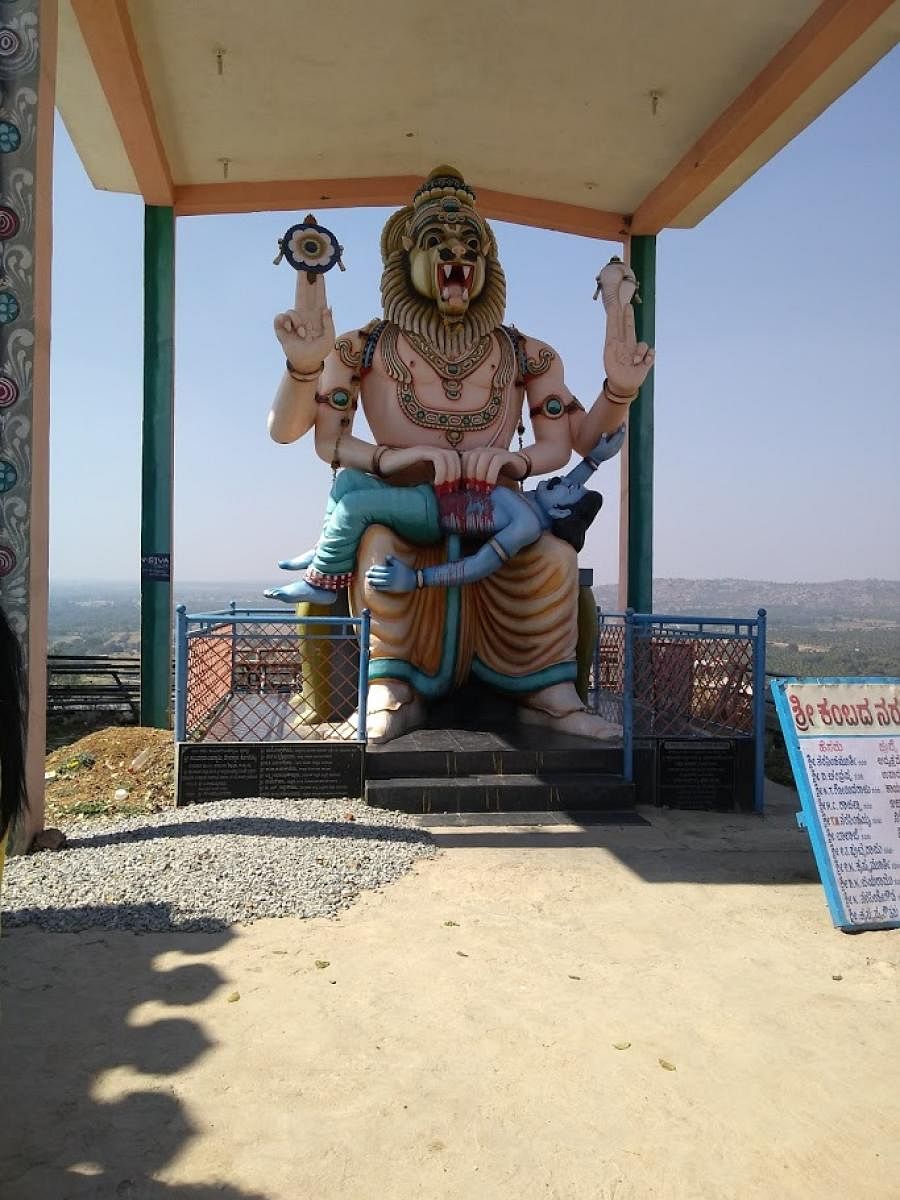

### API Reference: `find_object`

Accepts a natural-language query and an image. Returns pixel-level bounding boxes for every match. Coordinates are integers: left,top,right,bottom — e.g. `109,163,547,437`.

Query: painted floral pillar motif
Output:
0,0,55,838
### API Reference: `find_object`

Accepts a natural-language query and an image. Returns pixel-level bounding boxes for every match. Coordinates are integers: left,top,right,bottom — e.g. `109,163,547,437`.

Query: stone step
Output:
366,746,622,780
365,773,635,815
366,727,622,781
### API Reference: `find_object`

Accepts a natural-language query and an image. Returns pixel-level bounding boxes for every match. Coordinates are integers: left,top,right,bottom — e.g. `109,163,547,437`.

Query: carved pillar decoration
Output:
0,0,56,843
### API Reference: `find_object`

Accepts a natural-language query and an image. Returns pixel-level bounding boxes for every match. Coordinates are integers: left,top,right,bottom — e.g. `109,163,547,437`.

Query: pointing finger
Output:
603,297,629,349
622,301,637,348
294,269,328,319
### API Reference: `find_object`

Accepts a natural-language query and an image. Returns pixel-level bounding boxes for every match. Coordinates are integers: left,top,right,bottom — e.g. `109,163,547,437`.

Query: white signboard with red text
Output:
772,678,900,932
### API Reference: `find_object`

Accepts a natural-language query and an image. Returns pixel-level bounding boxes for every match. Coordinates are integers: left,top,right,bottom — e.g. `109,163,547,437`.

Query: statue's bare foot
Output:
278,546,318,571
519,706,620,741
265,579,338,605
518,682,621,742
366,679,426,744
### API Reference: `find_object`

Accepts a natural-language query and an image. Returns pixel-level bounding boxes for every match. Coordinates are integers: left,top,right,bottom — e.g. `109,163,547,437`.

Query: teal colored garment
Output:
313,469,577,697
311,469,441,578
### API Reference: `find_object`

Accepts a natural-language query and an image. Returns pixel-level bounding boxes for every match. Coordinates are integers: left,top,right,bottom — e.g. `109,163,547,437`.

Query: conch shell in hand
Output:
593,256,639,308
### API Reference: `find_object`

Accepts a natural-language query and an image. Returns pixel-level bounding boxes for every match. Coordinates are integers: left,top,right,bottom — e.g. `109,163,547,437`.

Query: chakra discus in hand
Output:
273,215,345,276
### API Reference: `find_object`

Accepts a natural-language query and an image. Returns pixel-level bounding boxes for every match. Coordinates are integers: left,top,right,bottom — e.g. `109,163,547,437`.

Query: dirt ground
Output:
43,726,174,826
1,782,898,1200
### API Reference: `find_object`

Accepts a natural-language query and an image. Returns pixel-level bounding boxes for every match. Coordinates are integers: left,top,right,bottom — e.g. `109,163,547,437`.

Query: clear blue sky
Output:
49,47,900,586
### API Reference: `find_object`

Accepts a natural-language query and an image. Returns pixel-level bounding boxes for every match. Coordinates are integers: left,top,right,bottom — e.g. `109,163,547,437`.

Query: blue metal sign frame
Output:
771,676,900,933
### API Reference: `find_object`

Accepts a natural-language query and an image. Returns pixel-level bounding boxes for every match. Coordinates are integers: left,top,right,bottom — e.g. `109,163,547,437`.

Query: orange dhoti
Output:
350,526,579,696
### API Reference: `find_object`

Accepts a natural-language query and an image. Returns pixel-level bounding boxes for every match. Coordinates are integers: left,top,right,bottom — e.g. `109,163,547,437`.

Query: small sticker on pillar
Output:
141,553,171,582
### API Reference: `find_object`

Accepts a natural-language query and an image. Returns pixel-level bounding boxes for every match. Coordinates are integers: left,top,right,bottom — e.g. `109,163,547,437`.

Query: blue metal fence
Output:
175,606,371,745
175,601,766,808
591,608,767,812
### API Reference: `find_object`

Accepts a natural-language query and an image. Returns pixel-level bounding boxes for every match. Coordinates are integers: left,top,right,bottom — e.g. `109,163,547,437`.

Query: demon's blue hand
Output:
365,556,417,593
587,423,626,464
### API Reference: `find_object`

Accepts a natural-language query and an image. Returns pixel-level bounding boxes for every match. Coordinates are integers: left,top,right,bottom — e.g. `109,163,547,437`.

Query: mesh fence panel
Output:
186,625,233,736
633,626,754,737
185,617,362,743
589,613,757,739
589,616,626,724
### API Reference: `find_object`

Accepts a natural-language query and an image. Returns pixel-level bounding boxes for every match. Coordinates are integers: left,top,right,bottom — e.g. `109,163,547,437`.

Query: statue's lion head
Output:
380,166,506,355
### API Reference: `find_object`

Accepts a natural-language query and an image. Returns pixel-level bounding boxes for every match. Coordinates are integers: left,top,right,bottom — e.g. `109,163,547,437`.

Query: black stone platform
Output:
366,726,635,815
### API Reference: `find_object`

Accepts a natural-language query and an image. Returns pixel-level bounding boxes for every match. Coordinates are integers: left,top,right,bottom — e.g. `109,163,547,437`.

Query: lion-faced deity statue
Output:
379,166,507,355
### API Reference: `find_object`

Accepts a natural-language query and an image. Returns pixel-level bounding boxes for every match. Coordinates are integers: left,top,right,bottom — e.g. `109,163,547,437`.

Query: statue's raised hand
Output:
596,258,655,398
273,271,335,373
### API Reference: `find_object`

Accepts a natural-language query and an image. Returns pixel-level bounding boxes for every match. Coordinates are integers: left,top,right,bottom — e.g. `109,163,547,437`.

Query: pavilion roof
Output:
57,0,899,236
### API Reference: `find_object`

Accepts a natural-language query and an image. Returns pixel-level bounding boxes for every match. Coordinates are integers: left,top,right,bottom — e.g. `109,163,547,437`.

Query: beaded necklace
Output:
380,323,515,448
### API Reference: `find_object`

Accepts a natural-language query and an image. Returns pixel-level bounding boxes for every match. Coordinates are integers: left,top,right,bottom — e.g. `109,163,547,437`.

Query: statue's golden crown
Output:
382,166,489,266
411,165,477,210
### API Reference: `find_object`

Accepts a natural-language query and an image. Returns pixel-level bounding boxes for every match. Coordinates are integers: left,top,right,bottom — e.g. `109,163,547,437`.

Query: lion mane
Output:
379,206,507,357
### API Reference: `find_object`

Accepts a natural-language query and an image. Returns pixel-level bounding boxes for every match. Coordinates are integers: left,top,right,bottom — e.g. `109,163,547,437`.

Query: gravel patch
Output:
3,797,436,932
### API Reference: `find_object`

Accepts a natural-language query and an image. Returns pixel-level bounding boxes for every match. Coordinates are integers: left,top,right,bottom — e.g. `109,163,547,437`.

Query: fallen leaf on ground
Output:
226,991,240,1003
456,951,469,958
444,920,460,927
568,974,581,980
315,960,330,969
613,1042,632,1051
659,1058,676,1071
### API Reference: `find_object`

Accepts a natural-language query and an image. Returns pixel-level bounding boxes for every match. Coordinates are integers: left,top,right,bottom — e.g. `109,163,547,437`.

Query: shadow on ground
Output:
0,907,270,1200
422,781,819,886
71,816,429,852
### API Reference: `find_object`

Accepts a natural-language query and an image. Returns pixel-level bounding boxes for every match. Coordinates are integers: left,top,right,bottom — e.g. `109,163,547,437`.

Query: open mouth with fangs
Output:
436,261,475,305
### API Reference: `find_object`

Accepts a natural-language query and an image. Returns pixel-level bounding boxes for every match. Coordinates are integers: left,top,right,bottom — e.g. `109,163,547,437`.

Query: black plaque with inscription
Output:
658,739,736,811
178,745,260,805
177,743,363,805
259,743,362,798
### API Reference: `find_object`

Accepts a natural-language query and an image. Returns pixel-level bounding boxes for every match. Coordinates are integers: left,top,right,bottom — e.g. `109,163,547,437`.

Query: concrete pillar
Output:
0,0,57,844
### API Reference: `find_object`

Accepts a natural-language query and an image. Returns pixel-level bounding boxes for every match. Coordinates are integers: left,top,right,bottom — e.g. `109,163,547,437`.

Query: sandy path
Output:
2,783,898,1200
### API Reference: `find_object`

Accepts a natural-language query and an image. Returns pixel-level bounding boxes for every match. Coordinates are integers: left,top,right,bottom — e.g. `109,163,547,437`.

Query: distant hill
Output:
592,578,900,625
48,577,899,660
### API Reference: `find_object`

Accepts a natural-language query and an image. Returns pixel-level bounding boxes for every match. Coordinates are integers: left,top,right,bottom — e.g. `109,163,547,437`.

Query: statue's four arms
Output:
267,170,655,743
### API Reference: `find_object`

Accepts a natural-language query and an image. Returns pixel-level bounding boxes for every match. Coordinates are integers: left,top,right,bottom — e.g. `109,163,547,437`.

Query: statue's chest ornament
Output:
380,324,515,447
402,330,493,400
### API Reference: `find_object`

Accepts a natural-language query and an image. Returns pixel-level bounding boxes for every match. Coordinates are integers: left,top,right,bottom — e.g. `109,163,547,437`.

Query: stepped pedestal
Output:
366,726,635,816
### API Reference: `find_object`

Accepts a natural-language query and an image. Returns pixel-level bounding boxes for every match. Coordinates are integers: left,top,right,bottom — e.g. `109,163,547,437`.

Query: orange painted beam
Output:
70,0,173,206
175,177,628,241
475,188,629,241
631,0,895,234
174,176,421,218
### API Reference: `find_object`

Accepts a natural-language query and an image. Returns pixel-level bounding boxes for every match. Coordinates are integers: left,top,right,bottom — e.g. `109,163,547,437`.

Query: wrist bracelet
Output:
415,569,425,590
372,445,393,478
602,377,638,406
516,451,533,481
286,358,324,382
